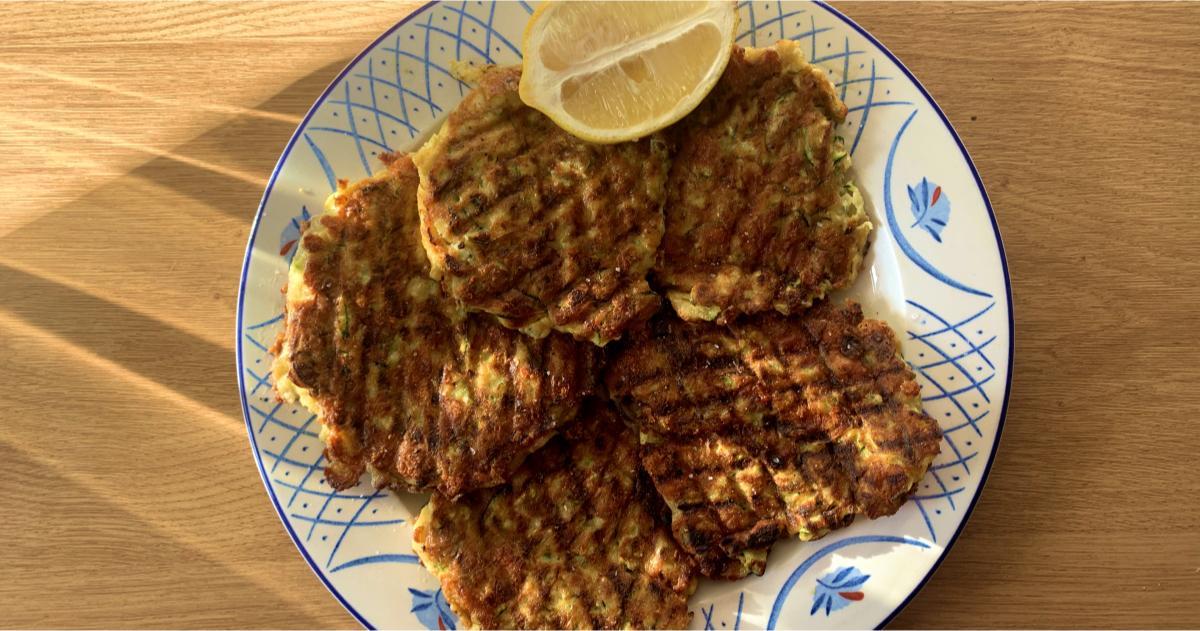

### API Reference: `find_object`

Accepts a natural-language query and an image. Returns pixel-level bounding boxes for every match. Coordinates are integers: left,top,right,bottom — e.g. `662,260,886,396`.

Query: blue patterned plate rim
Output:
233,2,1014,628
234,5,443,627
808,3,1013,626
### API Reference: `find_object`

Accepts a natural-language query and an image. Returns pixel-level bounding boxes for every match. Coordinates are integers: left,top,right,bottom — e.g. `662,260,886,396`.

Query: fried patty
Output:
412,402,697,629
656,41,872,324
605,300,941,579
413,66,669,346
271,153,598,498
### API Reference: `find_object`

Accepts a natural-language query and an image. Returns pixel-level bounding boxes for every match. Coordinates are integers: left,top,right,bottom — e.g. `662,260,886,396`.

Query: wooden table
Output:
2,2,1197,628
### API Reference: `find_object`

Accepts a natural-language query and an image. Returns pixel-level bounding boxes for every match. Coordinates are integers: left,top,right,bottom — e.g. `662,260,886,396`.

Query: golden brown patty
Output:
656,41,871,324
271,154,598,498
413,66,669,346
412,402,697,629
605,300,941,579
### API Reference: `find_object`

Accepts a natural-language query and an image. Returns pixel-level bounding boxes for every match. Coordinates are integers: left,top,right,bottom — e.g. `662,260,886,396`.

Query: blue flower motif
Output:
409,587,457,630
279,205,312,264
907,177,950,242
811,566,871,616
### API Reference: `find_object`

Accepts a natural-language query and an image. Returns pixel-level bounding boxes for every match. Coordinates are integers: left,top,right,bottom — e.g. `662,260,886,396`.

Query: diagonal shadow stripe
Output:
123,59,354,220
0,261,234,416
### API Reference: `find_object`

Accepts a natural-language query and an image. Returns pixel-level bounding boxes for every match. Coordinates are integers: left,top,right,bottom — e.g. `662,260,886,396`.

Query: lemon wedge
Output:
520,0,738,143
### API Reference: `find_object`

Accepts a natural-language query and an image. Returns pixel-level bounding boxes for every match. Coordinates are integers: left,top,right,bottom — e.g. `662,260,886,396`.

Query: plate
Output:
235,2,1013,628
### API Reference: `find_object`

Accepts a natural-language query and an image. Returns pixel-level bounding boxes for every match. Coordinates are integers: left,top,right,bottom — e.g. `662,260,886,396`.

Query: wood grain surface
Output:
1,1,1197,628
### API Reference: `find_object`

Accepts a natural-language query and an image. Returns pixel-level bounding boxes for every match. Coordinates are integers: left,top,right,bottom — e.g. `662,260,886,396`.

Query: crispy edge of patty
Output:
411,402,697,629
657,40,872,324
605,300,941,578
270,153,598,498
412,65,668,346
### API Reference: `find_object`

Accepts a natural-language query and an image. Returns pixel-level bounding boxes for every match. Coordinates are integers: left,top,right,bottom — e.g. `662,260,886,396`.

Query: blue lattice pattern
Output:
243,314,419,576
700,592,746,630
298,1,530,191
902,299,998,541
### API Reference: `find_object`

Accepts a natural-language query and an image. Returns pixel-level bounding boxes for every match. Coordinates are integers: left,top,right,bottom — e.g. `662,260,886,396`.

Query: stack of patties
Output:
272,68,693,628
272,39,941,629
606,302,942,579
270,153,601,498
606,41,942,581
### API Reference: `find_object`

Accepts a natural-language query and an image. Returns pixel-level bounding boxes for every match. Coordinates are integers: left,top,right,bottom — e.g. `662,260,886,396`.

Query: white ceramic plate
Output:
236,2,1012,628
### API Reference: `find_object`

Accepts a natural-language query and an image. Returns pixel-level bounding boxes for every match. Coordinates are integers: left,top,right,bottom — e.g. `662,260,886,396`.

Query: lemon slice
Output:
520,0,738,143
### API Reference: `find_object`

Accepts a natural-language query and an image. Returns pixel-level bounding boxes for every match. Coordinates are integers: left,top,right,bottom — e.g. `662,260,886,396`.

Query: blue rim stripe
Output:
235,3,1016,629
329,554,420,573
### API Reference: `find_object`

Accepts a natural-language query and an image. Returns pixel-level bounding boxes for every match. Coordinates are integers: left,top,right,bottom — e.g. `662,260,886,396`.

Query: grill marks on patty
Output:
272,153,599,499
606,300,941,578
656,42,872,324
412,403,697,629
414,66,668,346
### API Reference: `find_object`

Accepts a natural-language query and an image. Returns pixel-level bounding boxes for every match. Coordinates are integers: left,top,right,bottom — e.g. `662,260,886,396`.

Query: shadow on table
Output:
0,58,359,627
0,58,353,410
126,59,354,220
